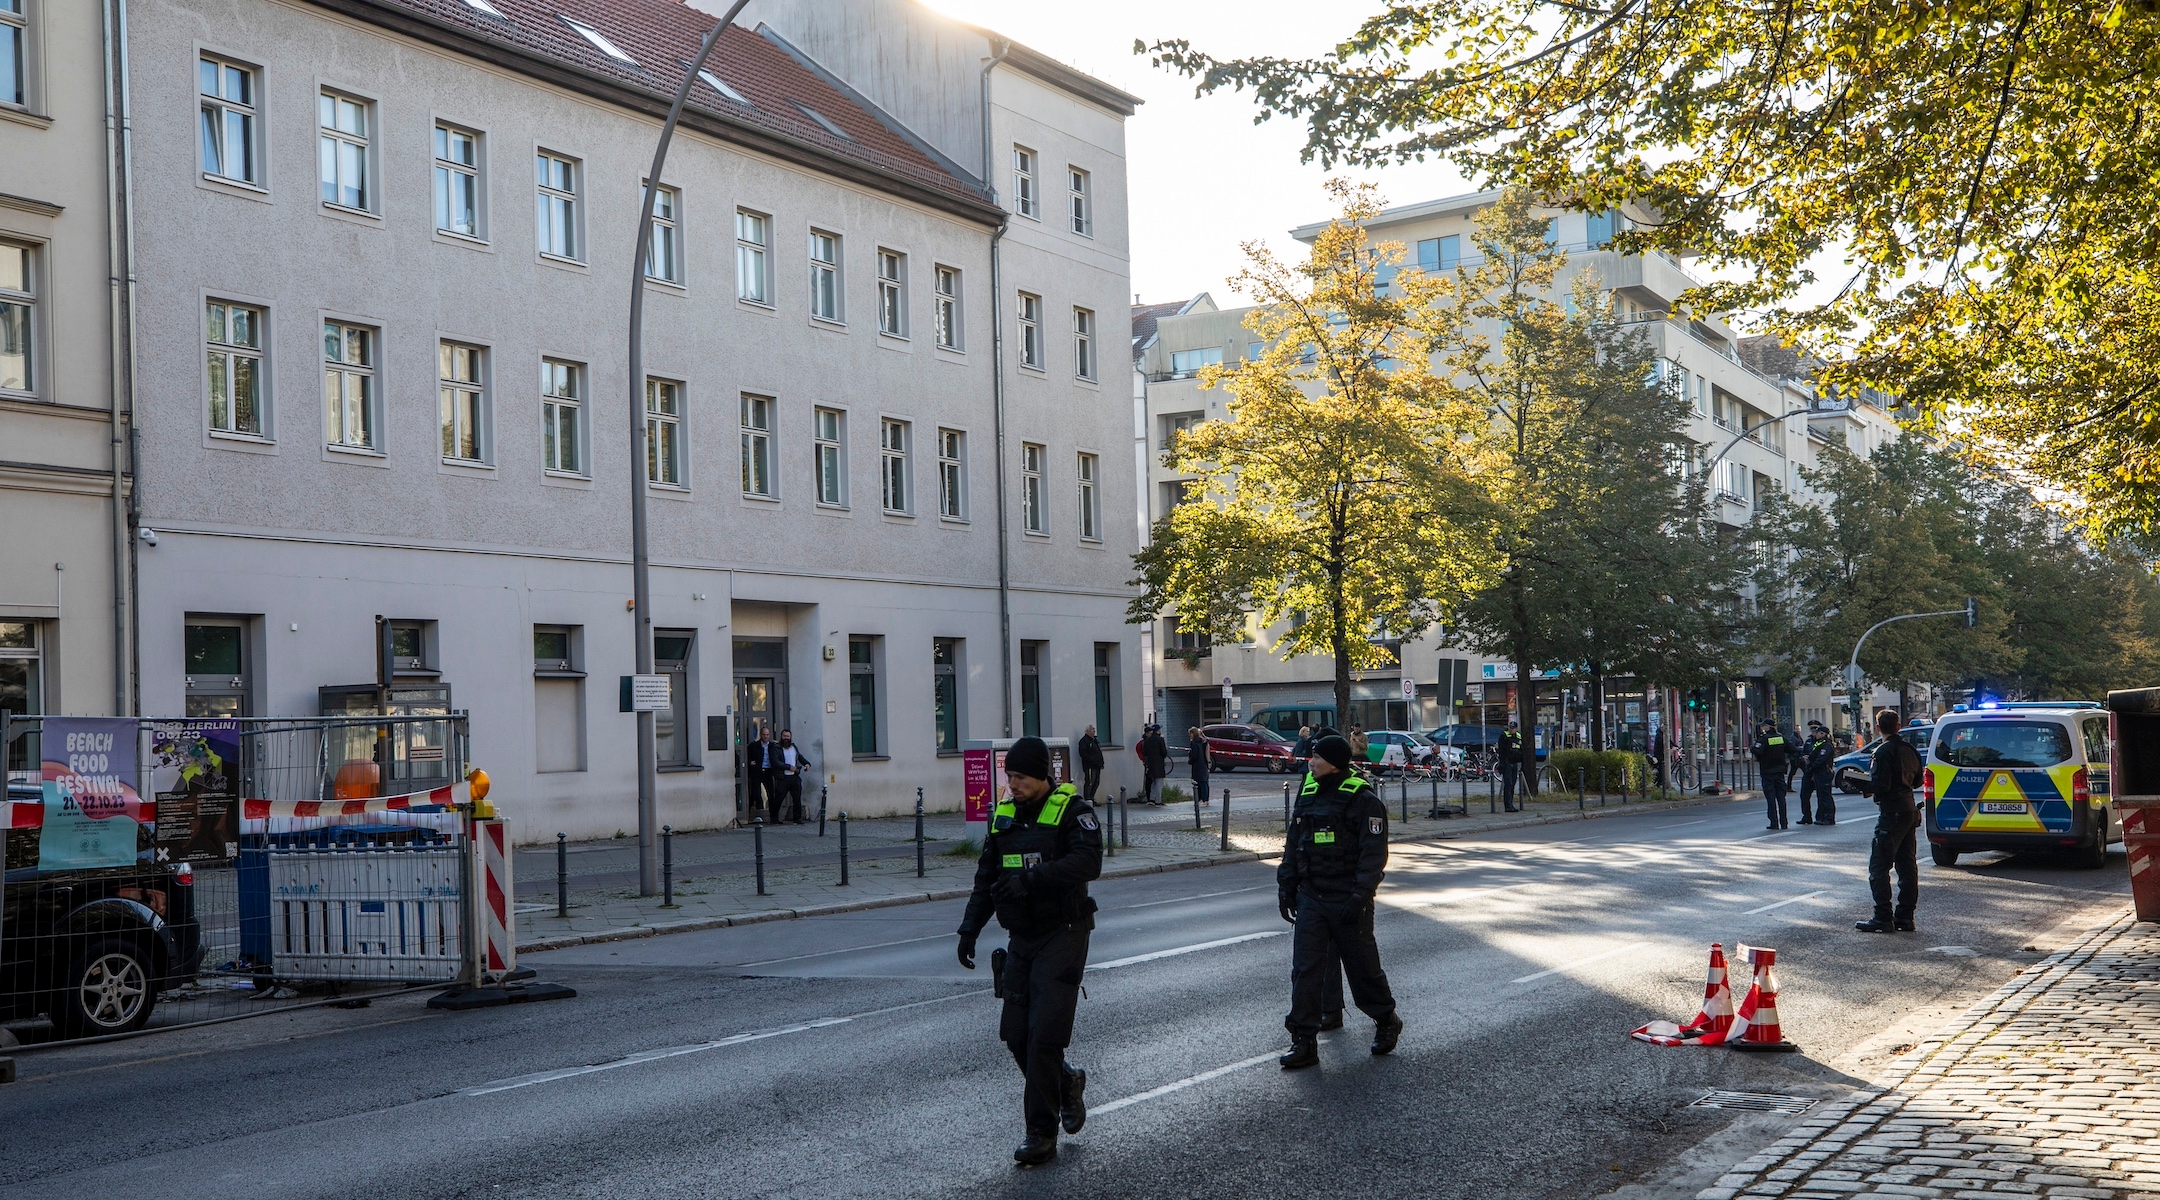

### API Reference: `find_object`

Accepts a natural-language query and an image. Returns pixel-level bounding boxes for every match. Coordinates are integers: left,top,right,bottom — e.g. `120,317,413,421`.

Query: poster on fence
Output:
148,719,242,865
38,716,146,871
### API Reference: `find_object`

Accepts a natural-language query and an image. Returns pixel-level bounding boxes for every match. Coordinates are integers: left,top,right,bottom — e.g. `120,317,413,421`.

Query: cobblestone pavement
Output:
1697,910,2160,1200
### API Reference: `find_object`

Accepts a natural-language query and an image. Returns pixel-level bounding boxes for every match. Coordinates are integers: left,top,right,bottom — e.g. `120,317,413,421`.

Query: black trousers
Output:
1762,771,1788,827
1797,774,1836,822
1287,891,1395,1038
1869,805,1920,923
1082,767,1102,805
772,773,804,822
1192,772,1210,806
999,926,1089,1138
1500,764,1520,811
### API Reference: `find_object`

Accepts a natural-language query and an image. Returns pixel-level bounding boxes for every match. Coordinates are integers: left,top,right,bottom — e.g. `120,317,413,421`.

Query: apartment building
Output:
119,0,1142,839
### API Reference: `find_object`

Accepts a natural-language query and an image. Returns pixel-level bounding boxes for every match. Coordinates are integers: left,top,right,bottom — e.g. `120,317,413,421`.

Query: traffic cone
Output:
1630,943,1735,1046
1726,944,1798,1052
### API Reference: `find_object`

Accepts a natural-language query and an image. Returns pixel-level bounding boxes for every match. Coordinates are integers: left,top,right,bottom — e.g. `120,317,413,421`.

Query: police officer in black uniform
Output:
1845,709,1923,933
1498,720,1525,812
1751,720,1792,830
955,736,1103,1166
1278,735,1402,1069
1794,720,1837,825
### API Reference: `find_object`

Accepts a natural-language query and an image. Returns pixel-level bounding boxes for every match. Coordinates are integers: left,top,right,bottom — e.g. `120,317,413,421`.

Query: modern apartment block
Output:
107,0,1141,839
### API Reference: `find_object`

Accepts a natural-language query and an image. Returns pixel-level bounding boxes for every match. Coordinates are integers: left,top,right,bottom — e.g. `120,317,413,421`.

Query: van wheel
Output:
52,938,156,1038
1930,843,1960,868
2073,817,2108,870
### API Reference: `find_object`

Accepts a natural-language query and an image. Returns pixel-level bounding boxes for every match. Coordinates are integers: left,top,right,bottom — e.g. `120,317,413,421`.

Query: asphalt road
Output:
1,798,2129,1200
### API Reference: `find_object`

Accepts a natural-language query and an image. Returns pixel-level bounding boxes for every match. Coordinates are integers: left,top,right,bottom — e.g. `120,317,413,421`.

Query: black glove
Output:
992,870,1031,901
957,932,977,970
1279,893,1298,924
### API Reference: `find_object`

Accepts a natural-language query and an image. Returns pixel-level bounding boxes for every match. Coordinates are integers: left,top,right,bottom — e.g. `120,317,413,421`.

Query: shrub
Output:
1546,749,1651,794
1160,784,1191,805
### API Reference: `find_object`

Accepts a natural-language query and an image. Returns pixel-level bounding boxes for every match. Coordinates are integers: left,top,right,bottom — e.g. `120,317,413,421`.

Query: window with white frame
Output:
933,265,961,350
433,124,482,238
322,321,375,450
1012,146,1038,219
814,407,846,506
438,340,485,462
1068,167,1091,237
740,393,774,496
1,0,28,109
542,358,582,474
876,249,906,336
646,378,683,487
809,229,841,322
736,209,769,304
205,301,264,437
1073,307,1096,380
1076,452,1101,541
937,428,965,519
199,55,260,186
318,91,371,211
880,418,909,513
643,183,681,283
0,241,33,394
0,622,40,751
1021,442,1045,534
562,16,637,64
1018,292,1043,370
535,152,579,260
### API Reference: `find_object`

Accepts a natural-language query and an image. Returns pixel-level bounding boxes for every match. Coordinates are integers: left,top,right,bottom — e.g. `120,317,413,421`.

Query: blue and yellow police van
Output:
1924,703,2120,869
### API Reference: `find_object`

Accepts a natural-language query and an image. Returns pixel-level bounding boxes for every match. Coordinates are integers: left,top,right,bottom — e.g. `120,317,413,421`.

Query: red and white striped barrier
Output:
1726,943,1798,1052
241,779,473,821
1631,943,1736,1046
474,817,516,982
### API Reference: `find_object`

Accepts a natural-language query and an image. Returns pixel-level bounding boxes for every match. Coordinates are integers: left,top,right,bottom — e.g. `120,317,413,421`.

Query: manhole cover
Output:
1688,1091,1818,1115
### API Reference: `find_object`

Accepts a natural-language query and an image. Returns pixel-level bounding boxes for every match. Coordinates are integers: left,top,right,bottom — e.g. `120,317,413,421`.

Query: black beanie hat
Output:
1313,735,1354,770
1006,736,1052,781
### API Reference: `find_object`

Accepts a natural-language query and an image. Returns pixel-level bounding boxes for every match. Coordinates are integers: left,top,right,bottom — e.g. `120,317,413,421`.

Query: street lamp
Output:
1844,599,1977,729
626,0,753,896
1703,403,1835,473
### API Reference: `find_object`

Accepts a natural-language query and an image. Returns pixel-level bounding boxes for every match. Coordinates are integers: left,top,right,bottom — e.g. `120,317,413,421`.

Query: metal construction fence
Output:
2,712,486,1046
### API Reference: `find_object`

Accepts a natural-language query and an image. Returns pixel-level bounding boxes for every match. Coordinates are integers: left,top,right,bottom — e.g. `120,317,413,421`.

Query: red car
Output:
1200,724,1303,773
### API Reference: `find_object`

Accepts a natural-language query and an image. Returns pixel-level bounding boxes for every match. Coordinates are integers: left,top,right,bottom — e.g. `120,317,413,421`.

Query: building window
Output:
814,406,846,506
1416,235,1461,274
0,622,41,741
535,151,579,260
876,249,906,336
880,418,910,513
1094,644,1117,740
736,209,769,304
0,241,33,394
1073,307,1096,380
542,358,582,474
183,619,248,717
1021,441,1045,534
439,340,485,462
1077,452,1101,541
1020,640,1045,738
433,124,482,238
1170,347,1222,377
1012,145,1038,219
317,91,371,211
849,636,879,755
533,625,585,774
1166,613,1208,657
199,55,259,186
933,637,961,752
1161,411,1203,450
741,393,773,496
938,427,965,520
1068,167,1091,237
205,300,264,437
644,183,681,283
933,265,962,350
809,229,841,322
322,321,375,450
0,0,26,109
1018,292,1043,370
646,378,683,487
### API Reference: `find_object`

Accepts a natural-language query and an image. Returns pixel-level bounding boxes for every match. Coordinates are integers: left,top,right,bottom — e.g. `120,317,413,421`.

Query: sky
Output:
919,0,1479,310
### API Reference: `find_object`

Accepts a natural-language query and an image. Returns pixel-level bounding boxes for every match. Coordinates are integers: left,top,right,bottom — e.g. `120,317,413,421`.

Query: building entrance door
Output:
733,638,787,821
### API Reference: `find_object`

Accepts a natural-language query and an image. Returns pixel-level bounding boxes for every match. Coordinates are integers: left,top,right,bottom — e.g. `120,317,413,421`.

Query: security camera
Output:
137,528,158,547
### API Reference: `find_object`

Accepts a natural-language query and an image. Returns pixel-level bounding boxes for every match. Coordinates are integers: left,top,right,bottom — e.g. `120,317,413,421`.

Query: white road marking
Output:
1510,941,1652,984
1121,884,1274,910
1744,889,1829,915
1090,931,1284,970
736,933,948,968
1092,1051,1284,1116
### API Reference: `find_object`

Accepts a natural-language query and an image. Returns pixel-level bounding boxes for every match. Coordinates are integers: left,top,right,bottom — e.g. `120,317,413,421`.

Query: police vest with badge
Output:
985,783,1101,934
1283,768,1388,897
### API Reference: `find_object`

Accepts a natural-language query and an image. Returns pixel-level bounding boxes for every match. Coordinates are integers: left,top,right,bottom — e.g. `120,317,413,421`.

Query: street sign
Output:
1221,681,1235,699
621,673,671,713
1401,678,1415,700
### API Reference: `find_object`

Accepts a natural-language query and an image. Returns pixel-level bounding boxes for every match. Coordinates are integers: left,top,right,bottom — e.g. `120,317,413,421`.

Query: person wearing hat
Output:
1277,734,1402,1069
1498,719,1525,812
1794,720,1838,825
1750,720,1793,830
955,736,1103,1166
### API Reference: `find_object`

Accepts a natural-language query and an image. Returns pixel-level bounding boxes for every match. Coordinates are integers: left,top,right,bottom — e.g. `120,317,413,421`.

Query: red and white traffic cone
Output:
1726,944,1798,1052
1631,943,1736,1046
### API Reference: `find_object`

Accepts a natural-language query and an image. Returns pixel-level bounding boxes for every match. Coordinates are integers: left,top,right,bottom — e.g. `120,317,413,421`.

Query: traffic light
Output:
1684,689,1706,712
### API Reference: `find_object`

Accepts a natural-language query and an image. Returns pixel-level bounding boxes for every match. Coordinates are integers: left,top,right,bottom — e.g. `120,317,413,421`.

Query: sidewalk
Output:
510,779,1751,953
1697,909,2160,1199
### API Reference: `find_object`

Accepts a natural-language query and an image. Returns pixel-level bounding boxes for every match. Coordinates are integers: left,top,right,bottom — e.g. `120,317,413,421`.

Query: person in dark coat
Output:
1845,709,1924,933
1292,725,1314,759
1187,726,1211,807
1077,725,1105,805
1751,720,1793,830
1793,720,1838,825
1277,734,1400,1069
1140,725,1170,805
1498,720,1524,812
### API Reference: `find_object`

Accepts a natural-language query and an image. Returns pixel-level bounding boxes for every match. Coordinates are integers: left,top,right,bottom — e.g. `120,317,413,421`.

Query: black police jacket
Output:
959,783,1103,939
1798,734,1836,780
1864,737,1924,817
1277,771,1389,903
1751,732,1791,772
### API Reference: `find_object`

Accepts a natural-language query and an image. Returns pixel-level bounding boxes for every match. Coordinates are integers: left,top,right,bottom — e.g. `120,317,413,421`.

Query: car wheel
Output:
2073,814,2108,870
1929,843,1960,868
52,937,156,1038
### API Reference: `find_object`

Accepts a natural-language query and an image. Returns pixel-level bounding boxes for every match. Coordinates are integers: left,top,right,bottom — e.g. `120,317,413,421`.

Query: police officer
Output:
1751,720,1792,830
1498,719,1524,812
1278,735,1402,1069
955,737,1103,1166
1794,720,1837,825
1845,709,1923,933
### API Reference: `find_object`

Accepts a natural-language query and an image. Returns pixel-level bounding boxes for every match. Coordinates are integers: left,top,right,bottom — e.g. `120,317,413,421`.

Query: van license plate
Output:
1979,802,2026,814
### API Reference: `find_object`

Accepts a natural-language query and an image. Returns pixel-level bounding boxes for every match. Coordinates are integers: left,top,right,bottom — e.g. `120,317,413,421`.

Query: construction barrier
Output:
1631,942,1795,1051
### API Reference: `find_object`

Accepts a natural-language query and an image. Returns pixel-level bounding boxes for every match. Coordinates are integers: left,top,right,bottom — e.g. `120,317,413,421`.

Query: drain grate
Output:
1689,1090,1818,1115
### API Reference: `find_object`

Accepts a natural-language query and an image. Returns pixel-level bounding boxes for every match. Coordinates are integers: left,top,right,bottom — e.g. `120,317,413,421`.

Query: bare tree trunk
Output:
1515,651,1539,794
1588,662,1607,752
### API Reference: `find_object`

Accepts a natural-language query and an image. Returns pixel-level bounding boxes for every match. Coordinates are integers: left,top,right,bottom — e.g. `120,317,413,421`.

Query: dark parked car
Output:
1199,724,1302,773
1832,720,1935,793
1427,725,1548,761
4,782,205,1037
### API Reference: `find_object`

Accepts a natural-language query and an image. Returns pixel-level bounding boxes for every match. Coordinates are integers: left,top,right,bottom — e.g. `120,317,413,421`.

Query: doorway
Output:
733,637,788,819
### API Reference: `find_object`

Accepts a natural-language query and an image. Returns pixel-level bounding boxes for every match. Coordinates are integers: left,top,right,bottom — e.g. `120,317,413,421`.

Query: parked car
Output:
1427,724,1548,761
1199,724,1302,773
3,782,205,1037
1363,730,1439,772
1832,719,1935,793
1248,706,1336,739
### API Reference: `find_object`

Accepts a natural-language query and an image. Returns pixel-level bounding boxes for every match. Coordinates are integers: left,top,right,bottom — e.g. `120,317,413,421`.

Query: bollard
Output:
1400,773,1409,825
1599,764,1607,807
1193,783,1204,831
1427,773,1440,820
1460,766,1469,816
837,812,849,886
1220,788,1231,851
1104,787,1115,857
556,832,569,919
915,788,926,879
662,824,677,908
753,818,767,896
1489,768,1496,814
1577,768,1586,812
818,785,828,838
1119,786,1131,849
1282,780,1292,833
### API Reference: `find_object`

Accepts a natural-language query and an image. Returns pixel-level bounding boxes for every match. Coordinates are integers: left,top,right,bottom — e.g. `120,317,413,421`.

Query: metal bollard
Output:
837,812,849,886
556,832,568,919
1577,769,1586,812
1104,787,1115,857
1489,769,1496,814
1119,786,1131,849
1400,773,1409,824
662,824,677,908
1220,788,1231,851
1282,780,1292,832
1460,767,1469,816
1193,782,1203,831
915,788,926,879
818,785,828,838
753,817,767,896
1599,764,1607,807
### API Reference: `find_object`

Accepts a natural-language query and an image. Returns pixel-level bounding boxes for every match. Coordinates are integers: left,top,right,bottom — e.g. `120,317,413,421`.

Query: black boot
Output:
1894,916,1916,932
1854,917,1894,933
1318,1012,1344,1031
1013,1135,1057,1167
1279,1037,1319,1070
1060,1066,1087,1134
1371,1013,1404,1056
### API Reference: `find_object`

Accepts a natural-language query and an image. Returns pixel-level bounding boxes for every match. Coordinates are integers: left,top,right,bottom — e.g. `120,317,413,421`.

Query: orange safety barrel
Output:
333,759,381,800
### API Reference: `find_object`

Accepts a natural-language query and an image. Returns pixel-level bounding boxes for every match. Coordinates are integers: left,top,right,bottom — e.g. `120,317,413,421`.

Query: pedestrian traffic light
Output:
1684,689,1705,712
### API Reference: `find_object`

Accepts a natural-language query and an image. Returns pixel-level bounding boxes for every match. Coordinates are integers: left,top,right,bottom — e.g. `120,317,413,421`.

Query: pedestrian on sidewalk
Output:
954,736,1103,1167
772,730,810,824
1499,720,1524,812
1077,725,1104,805
1752,720,1792,830
1293,725,1314,759
1187,726,1212,807
1278,734,1400,1069
1846,708,1924,933
1795,720,1837,825
1140,724,1169,805
747,727,779,821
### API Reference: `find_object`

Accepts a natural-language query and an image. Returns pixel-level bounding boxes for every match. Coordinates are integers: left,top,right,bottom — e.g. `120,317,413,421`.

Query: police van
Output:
1924,703,2120,869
